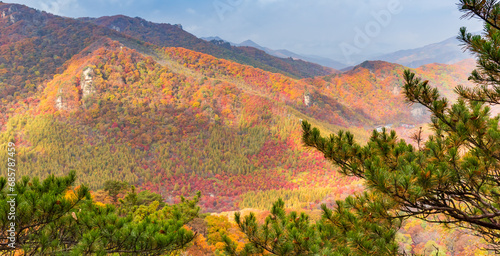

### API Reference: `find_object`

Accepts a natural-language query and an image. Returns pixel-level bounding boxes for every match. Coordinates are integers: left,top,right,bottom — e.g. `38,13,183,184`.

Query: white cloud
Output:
39,0,78,15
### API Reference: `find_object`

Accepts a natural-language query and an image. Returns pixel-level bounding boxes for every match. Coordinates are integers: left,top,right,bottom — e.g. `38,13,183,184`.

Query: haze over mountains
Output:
0,0,478,205
0,2,486,254
202,35,475,71
374,36,474,68
0,1,476,212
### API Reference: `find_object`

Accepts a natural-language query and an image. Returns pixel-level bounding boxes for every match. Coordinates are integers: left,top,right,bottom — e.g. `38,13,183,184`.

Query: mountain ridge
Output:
202,37,348,70
374,36,474,68
0,2,477,213
80,14,335,79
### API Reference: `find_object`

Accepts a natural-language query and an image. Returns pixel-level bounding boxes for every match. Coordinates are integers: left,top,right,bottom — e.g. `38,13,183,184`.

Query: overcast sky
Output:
7,0,483,64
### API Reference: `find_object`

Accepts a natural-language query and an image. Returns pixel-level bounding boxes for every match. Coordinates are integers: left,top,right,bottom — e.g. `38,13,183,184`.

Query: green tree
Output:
300,0,500,253
136,189,165,207
0,171,198,255
104,180,129,203
224,194,400,256
229,1,500,254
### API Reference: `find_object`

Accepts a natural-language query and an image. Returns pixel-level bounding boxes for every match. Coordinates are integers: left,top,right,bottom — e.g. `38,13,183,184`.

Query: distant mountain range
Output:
202,35,475,70
373,36,474,68
201,37,348,70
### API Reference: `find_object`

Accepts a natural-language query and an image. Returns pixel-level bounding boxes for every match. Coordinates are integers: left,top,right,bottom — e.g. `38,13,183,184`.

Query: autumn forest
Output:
0,1,495,255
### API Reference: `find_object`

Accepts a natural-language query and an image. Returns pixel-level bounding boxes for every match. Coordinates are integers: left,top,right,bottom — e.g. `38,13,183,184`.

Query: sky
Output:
6,0,484,65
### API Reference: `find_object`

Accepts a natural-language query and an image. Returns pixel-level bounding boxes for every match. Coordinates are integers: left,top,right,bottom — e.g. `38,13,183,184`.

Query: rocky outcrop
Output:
1,4,47,26
55,88,68,110
304,93,312,107
55,67,96,110
392,85,400,95
81,67,96,98
110,24,120,32
0,5,17,24
411,106,426,117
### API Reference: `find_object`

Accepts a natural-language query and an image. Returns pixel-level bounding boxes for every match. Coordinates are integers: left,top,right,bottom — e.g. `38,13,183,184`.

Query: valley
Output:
0,2,491,255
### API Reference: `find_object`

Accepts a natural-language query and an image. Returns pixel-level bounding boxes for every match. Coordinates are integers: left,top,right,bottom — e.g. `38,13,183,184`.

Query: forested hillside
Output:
304,59,475,124
0,36,362,212
0,3,476,213
0,1,492,255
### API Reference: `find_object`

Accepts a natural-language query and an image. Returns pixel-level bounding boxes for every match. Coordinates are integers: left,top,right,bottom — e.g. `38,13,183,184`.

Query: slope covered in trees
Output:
225,1,500,255
303,60,475,125
0,37,364,212
0,1,492,254
0,2,156,128
0,4,477,214
0,3,125,97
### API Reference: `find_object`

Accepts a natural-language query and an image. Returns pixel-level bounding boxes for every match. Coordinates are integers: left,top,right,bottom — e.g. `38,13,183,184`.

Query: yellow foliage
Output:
64,189,78,202
191,101,200,108
94,201,106,208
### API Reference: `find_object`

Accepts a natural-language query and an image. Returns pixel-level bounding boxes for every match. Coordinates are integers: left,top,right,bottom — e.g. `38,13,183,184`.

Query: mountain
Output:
303,59,475,126
0,2,132,119
80,16,335,79
200,36,230,43
0,2,364,213
238,39,265,49
236,39,348,70
374,36,474,68
0,2,475,215
0,3,483,254
201,37,348,70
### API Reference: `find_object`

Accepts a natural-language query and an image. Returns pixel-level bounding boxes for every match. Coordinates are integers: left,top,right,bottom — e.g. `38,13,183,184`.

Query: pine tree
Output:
0,171,198,255
103,179,129,203
224,195,400,256
300,0,500,252
228,1,500,254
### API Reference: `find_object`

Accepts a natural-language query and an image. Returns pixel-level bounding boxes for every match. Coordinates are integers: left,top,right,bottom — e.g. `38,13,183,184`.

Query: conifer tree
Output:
224,195,400,256
228,1,500,254
0,171,198,255
300,0,500,252
104,180,130,203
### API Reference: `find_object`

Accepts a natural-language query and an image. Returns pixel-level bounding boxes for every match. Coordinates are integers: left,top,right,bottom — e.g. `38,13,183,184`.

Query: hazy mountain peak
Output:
201,36,229,42
351,60,400,72
239,39,261,48
375,36,474,68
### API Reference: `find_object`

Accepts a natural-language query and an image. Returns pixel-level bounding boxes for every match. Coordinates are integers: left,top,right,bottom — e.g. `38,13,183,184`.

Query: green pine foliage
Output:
229,1,500,254
224,193,400,256
0,171,198,255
